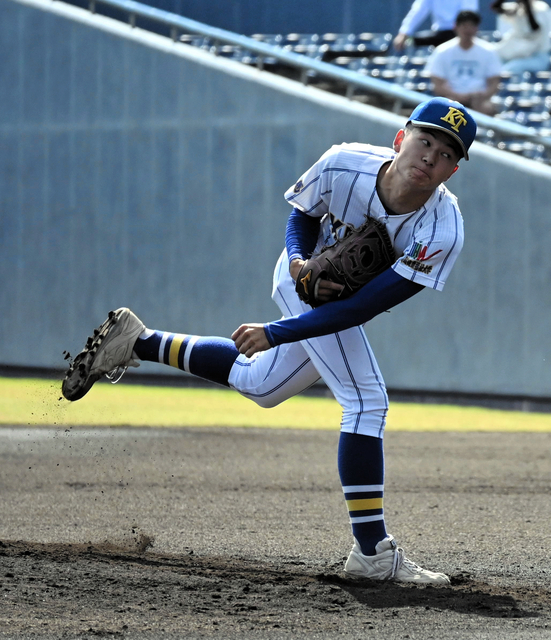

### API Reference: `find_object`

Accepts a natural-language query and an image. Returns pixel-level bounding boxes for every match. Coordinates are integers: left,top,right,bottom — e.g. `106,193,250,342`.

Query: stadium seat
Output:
177,29,551,164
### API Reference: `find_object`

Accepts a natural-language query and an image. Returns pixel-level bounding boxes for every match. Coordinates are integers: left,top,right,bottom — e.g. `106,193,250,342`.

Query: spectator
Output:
491,0,551,75
425,11,502,115
393,0,480,51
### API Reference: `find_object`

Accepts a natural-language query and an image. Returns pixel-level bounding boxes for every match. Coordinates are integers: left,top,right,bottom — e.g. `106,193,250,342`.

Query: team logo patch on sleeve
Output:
293,180,303,193
402,242,442,274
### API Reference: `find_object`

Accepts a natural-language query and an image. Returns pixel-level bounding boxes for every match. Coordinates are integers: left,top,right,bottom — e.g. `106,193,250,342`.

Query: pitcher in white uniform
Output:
62,97,477,584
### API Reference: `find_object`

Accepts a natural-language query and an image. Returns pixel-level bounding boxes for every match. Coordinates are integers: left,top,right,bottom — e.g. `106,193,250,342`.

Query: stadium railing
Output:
60,0,551,160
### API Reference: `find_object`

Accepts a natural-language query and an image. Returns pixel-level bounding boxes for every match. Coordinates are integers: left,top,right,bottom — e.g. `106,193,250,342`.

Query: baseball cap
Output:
407,97,477,160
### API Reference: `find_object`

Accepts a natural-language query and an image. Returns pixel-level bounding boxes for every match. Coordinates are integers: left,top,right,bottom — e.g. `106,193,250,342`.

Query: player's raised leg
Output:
62,307,320,405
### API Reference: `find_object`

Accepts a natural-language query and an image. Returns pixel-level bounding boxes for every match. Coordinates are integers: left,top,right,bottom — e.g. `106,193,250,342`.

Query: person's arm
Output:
285,207,320,262
431,75,470,103
397,0,432,37
285,207,345,303
232,268,424,356
481,75,501,99
394,0,431,50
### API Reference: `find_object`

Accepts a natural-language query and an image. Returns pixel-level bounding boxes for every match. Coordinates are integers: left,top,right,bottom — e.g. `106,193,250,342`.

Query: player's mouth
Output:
411,166,430,179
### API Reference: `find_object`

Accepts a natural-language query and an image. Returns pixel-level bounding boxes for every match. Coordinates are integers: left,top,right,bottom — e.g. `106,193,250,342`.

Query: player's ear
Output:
393,129,406,152
444,164,460,182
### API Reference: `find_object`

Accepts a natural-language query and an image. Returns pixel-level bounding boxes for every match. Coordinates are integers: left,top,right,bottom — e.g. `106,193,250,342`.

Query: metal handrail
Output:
70,0,551,150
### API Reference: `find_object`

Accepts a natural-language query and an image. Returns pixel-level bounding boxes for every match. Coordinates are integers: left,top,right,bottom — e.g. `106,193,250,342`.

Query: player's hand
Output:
290,258,344,304
289,258,305,282
393,33,408,51
314,279,345,303
232,323,271,357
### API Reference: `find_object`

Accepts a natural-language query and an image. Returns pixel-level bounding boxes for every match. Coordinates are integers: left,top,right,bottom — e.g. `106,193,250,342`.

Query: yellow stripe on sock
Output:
168,335,185,368
346,497,383,512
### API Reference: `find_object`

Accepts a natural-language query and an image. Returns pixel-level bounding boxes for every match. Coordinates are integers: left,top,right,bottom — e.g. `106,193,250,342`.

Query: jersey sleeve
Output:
392,202,464,291
399,0,431,35
284,145,342,217
285,208,321,262
264,268,424,347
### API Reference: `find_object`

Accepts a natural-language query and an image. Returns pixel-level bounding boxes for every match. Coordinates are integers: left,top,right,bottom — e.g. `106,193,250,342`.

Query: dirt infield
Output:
0,426,549,639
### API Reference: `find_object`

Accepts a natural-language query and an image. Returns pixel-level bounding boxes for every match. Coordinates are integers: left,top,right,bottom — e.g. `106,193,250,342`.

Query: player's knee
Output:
248,395,284,409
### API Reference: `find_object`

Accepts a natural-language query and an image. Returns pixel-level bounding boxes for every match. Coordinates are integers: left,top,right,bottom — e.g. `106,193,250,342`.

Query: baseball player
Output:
63,97,476,584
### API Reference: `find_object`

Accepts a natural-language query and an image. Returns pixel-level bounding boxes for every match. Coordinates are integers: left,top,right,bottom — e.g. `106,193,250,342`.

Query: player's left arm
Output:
232,268,424,356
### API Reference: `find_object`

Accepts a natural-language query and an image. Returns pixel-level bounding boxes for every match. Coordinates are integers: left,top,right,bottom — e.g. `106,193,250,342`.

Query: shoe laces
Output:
391,547,429,579
390,546,405,578
105,366,128,384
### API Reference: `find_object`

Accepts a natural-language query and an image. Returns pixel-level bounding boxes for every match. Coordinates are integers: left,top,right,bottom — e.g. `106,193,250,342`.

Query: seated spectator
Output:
393,0,480,51
491,0,551,75
425,11,502,115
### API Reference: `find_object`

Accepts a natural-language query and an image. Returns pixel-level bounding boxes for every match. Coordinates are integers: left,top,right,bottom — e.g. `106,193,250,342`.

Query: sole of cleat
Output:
61,310,122,402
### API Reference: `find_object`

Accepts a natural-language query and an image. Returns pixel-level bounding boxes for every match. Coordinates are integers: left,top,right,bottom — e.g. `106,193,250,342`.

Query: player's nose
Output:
422,149,436,166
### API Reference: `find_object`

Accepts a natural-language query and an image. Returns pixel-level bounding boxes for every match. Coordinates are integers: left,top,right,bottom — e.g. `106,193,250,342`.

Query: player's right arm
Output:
285,208,344,303
232,268,425,357
284,146,350,303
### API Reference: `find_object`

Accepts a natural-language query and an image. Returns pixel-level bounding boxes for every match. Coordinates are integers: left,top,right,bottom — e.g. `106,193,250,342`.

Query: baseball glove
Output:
295,217,395,307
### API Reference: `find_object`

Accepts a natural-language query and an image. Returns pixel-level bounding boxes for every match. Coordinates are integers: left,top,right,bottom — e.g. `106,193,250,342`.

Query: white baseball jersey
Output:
227,142,465,438
284,142,465,291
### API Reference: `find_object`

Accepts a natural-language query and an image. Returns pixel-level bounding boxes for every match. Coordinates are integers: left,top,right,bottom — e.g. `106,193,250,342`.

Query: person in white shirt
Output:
425,11,503,114
394,0,480,51
491,0,551,74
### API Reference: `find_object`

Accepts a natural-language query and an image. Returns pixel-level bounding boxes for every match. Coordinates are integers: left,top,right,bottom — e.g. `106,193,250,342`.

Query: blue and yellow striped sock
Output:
338,432,387,556
133,329,240,387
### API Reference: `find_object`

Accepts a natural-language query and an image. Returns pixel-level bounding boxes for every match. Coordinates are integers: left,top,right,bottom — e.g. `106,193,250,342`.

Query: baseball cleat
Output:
344,535,450,584
61,308,145,402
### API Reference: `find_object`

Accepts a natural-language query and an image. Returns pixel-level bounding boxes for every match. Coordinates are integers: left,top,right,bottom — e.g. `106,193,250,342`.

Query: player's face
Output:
393,127,460,191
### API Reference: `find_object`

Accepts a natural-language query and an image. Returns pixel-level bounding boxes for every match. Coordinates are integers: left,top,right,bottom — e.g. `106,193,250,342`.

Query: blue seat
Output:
320,32,392,60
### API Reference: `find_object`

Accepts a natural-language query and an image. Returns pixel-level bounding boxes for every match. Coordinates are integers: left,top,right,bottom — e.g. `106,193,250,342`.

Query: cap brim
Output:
408,119,469,160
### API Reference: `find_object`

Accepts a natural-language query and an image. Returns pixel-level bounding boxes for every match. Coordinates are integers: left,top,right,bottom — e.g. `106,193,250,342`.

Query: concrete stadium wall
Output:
2,0,551,399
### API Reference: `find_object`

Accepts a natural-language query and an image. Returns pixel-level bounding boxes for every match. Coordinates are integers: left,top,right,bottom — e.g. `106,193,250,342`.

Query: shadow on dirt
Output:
318,572,535,619
1,538,546,627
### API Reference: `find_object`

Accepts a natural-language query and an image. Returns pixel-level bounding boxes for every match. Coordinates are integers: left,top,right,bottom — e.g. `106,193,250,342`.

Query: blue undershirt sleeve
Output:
263,267,424,347
285,207,321,262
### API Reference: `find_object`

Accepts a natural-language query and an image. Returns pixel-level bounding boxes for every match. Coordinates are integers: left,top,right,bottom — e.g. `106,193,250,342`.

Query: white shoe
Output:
62,308,145,401
344,535,450,584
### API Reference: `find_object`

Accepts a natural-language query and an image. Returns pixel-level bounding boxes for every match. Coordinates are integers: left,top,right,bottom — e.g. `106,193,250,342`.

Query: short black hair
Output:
456,10,481,26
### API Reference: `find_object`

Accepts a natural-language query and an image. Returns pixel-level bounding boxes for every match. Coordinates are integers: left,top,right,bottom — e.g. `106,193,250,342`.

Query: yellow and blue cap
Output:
407,97,477,161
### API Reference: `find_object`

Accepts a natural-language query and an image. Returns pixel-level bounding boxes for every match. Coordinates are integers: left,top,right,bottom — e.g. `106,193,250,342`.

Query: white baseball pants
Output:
228,250,389,438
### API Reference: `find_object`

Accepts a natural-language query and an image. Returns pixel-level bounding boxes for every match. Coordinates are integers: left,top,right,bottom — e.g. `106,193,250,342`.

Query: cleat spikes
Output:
61,308,144,401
